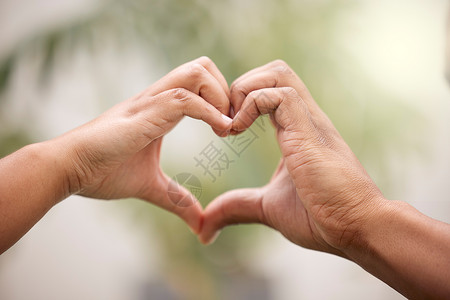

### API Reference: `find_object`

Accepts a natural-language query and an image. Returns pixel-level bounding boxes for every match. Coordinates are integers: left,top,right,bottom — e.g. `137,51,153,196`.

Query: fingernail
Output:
221,114,232,124
205,230,221,245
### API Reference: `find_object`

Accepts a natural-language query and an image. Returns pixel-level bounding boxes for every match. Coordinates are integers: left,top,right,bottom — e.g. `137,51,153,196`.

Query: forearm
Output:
346,199,450,299
0,139,72,253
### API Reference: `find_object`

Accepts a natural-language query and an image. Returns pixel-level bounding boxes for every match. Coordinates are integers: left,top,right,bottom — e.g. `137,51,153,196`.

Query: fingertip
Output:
231,123,244,134
210,114,232,137
231,111,247,133
206,230,222,245
213,126,231,138
199,230,222,245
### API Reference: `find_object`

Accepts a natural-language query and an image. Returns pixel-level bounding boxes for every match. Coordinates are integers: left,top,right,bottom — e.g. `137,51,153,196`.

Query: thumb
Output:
232,87,313,133
149,173,204,234
199,188,266,245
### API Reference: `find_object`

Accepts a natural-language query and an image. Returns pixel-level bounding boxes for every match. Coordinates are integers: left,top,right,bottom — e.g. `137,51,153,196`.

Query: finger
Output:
199,188,265,245
230,60,323,119
227,65,264,117
192,56,230,99
232,87,311,133
140,89,232,139
230,61,277,87
230,60,296,112
230,70,277,113
162,64,230,115
226,70,280,135
187,63,230,116
149,173,204,234
176,89,233,135
229,60,301,112
151,58,230,116
165,174,205,234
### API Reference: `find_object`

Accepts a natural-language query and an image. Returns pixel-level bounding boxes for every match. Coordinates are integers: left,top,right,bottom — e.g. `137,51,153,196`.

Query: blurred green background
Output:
0,0,449,299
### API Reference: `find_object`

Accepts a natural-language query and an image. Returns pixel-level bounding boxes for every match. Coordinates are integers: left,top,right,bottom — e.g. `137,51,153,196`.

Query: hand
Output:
199,60,386,255
57,57,232,233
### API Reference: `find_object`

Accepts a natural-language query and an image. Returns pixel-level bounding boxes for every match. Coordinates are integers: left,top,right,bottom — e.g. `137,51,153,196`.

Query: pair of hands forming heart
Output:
2,56,448,300
62,56,385,257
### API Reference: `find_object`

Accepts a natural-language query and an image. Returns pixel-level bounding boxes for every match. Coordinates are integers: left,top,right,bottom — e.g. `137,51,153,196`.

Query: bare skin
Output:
199,60,450,300
0,56,232,254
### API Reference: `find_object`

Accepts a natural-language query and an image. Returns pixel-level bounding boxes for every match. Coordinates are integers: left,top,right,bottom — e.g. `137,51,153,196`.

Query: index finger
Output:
193,56,230,99
150,57,231,118
230,60,317,115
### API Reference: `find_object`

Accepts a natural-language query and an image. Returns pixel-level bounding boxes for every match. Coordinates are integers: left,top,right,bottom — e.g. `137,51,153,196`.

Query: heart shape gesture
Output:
2,57,448,300
65,57,384,255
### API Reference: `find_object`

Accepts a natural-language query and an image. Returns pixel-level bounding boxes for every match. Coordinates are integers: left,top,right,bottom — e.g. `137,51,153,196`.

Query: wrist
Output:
339,199,408,293
343,198,404,258
38,137,81,200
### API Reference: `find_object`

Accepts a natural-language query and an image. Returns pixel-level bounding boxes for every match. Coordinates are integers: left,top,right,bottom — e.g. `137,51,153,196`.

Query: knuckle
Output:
275,87,299,108
271,59,294,76
169,88,190,102
272,59,288,68
281,87,298,99
186,63,207,80
282,89,302,111
247,89,259,100
229,81,238,92
230,82,246,96
214,102,226,112
196,56,213,67
248,89,269,104
247,90,272,114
